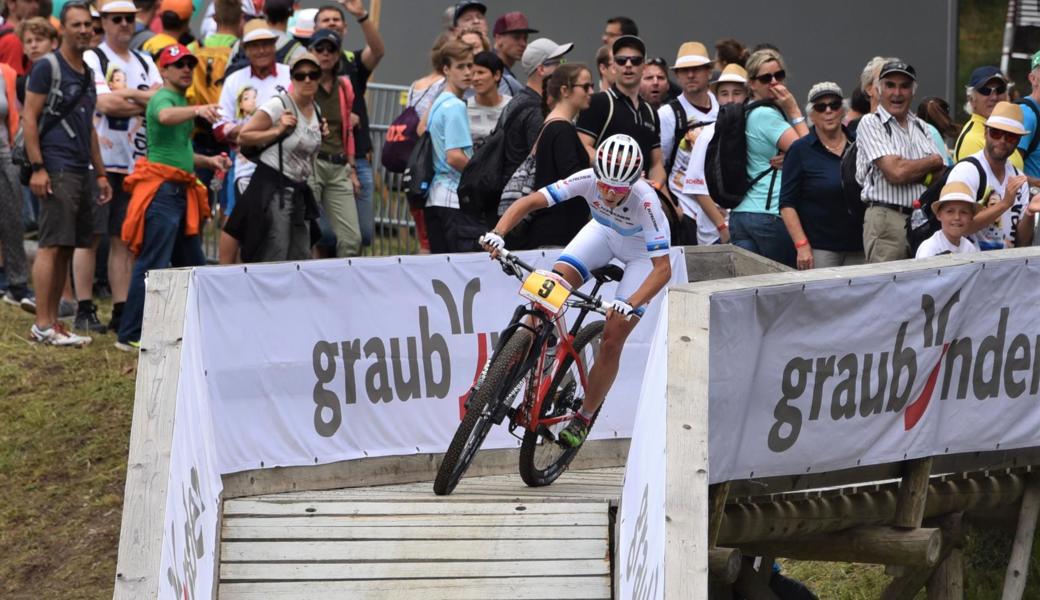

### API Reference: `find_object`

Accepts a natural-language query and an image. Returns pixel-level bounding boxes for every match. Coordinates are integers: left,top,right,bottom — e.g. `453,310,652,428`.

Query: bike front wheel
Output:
519,320,604,487
434,328,535,496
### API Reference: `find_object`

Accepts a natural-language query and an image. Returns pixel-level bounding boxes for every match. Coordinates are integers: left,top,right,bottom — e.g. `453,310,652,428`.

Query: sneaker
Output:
74,303,108,334
559,412,591,448
30,322,91,347
58,298,76,320
114,339,141,352
19,295,37,315
3,285,32,308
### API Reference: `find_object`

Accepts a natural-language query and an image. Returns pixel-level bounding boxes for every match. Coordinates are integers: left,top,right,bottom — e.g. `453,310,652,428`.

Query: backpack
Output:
11,53,90,184
402,101,443,209
381,86,433,173
185,38,232,107
664,99,688,174
1016,97,1040,160
704,100,784,209
906,156,987,254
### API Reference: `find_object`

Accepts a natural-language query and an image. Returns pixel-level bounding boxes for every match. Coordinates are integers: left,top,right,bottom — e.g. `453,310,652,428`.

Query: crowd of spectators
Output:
2,0,1039,354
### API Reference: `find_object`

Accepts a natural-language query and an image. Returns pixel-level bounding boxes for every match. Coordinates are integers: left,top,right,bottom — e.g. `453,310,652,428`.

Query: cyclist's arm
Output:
492,191,549,236
626,255,671,309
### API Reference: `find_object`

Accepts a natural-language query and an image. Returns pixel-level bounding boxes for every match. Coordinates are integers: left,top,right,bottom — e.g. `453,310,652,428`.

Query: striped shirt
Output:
855,106,937,208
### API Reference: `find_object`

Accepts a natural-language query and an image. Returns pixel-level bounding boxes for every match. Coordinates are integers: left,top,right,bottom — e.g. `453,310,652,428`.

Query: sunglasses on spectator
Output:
570,82,595,92
596,181,631,196
614,55,644,67
105,14,134,25
168,59,195,70
988,127,1021,144
752,70,786,84
813,99,842,113
292,70,321,82
976,84,1008,96
645,57,667,68
313,44,338,55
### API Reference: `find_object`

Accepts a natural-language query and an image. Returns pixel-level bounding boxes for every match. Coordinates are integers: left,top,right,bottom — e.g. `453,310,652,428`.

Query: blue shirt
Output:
735,104,790,215
778,128,863,252
26,52,97,171
428,91,472,192
1017,97,1040,178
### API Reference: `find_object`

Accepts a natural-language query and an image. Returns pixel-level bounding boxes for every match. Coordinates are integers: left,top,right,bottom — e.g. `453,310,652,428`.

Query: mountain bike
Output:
433,249,622,496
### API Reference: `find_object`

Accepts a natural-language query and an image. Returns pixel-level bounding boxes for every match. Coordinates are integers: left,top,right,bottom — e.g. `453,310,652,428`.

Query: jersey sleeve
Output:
657,103,676,162
681,126,712,195
637,186,671,257
538,169,595,207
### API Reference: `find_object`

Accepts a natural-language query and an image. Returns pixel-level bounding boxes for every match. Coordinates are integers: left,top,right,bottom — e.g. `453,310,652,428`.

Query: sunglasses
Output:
596,181,631,196
645,56,667,67
988,127,1022,144
976,84,1008,96
292,70,321,82
168,59,196,70
312,44,338,55
105,14,134,25
813,99,842,113
571,82,595,92
614,55,644,67
752,69,786,84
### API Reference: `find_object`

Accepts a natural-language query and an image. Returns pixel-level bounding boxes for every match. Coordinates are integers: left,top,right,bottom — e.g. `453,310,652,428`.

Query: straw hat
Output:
672,41,711,70
242,19,279,44
98,0,138,13
934,181,980,213
985,101,1029,135
713,63,748,86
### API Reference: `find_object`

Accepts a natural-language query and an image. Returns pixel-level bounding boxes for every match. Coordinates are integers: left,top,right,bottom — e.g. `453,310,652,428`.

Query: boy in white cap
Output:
915,182,980,258
947,101,1035,250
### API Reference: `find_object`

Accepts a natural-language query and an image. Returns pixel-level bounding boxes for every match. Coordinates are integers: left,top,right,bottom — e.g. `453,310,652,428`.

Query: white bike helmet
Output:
593,134,643,187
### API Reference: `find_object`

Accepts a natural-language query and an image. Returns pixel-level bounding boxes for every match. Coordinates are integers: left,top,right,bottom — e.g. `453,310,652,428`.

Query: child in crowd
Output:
16,16,57,63
915,182,980,258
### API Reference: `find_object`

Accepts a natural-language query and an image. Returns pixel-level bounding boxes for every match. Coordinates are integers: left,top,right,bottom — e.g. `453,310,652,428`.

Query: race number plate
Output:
519,270,572,314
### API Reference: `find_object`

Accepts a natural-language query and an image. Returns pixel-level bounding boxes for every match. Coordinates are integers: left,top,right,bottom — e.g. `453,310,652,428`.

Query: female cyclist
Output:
480,134,672,447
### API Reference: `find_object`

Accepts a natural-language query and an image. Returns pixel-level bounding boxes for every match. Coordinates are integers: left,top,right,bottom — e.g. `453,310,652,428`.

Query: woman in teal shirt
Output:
730,49,809,268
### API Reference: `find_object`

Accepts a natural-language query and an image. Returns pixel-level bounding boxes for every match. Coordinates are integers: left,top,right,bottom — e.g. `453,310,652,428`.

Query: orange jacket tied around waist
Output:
120,158,210,256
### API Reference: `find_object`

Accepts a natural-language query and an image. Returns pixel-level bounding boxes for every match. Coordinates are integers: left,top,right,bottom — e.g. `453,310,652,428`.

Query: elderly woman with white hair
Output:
779,82,864,269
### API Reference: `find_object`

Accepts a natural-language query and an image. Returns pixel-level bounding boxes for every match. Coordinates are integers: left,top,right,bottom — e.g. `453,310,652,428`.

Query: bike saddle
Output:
590,264,624,283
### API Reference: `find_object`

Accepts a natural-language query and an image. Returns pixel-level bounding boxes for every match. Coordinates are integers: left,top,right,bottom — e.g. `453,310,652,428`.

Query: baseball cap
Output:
807,81,843,104
289,52,321,72
291,7,317,39
712,64,748,86
878,60,917,82
612,35,646,57
985,101,1029,135
672,41,711,70
157,43,197,68
453,0,486,25
160,0,192,20
493,12,537,36
98,0,137,14
934,181,980,213
968,65,1008,90
242,19,279,44
309,28,341,51
520,38,574,75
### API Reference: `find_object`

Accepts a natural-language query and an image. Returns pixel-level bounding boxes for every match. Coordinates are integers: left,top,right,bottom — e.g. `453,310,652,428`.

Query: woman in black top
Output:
523,63,594,249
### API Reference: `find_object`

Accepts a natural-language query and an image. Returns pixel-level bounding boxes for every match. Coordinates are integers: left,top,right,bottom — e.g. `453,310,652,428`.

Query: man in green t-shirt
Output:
116,43,230,351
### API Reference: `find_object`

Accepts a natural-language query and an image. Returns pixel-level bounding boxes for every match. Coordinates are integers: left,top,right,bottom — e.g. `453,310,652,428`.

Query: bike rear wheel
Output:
434,328,535,496
519,320,604,487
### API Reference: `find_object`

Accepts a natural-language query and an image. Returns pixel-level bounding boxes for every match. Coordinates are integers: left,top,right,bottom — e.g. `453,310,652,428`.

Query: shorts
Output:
555,221,656,315
93,172,129,236
38,169,94,248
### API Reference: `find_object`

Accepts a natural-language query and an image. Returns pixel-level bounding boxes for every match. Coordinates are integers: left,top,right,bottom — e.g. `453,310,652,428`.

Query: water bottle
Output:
910,199,927,231
210,153,228,193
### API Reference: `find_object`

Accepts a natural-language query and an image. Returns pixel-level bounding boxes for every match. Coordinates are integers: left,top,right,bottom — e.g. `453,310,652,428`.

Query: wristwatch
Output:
30,162,44,172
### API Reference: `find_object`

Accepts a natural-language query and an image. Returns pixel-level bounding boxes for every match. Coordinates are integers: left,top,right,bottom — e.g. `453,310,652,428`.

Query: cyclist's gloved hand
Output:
607,299,636,320
480,231,505,253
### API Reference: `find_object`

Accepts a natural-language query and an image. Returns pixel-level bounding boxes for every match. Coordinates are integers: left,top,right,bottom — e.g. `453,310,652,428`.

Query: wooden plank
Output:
113,268,192,600
218,576,611,600
709,482,730,547
664,288,710,597
894,458,933,528
222,524,606,540
221,539,608,562
928,548,964,600
220,559,609,581
223,500,607,516
1002,476,1040,599
221,513,609,528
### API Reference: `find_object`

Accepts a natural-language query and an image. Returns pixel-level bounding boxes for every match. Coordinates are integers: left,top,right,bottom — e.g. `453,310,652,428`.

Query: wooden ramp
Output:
218,467,624,600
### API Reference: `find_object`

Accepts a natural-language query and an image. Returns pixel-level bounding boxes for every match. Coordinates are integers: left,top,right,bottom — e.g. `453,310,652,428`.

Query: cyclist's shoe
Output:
559,412,591,448
74,302,108,334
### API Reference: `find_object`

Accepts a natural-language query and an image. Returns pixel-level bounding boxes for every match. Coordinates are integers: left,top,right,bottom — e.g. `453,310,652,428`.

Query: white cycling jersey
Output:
538,168,671,257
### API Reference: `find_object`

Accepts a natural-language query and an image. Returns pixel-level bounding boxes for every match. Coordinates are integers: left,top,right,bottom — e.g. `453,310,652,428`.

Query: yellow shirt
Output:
141,32,178,57
955,112,1025,170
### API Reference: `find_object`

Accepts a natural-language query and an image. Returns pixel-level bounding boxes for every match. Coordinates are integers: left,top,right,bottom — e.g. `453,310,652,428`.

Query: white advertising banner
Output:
158,282,223,600
709,257,1040,484
618,295,667,600
191,249,687,474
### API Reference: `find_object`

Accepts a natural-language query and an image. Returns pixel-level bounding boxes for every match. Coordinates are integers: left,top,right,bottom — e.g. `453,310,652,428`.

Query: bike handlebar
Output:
493,248,611,315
